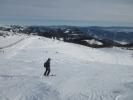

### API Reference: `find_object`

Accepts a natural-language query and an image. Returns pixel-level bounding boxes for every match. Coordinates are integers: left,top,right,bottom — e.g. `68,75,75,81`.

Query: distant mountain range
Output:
82,26,133,43
0,25,133,48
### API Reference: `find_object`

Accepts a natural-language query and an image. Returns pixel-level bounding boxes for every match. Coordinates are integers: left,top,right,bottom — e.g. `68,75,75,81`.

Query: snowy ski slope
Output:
0,34,133,100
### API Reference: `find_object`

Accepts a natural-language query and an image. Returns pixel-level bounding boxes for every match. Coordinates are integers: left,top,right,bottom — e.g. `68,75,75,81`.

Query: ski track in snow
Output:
0,35,133,100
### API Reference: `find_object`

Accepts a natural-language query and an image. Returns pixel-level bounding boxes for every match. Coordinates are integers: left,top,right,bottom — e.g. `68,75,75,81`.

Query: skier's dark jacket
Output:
44,59,50,68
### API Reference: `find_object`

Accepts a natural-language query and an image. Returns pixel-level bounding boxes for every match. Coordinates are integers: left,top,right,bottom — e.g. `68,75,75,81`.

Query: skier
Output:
44,58,51,76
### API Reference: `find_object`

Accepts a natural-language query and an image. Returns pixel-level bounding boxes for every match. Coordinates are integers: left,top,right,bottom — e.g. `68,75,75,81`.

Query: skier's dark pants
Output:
44,68,50,76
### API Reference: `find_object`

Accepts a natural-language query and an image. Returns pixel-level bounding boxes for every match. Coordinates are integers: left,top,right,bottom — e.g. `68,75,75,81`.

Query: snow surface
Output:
83,39,103,45
0,31,27,48
0,34,133,100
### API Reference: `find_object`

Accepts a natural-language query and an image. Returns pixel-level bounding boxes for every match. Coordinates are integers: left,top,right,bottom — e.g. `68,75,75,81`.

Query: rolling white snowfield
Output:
0,34,133,100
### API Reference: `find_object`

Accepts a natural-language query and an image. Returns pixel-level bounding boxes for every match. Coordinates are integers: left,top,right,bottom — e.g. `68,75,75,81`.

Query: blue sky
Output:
0,0,133,26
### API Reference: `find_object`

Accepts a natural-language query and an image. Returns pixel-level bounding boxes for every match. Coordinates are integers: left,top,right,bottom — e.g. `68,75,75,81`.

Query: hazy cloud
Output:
0,0,133,26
